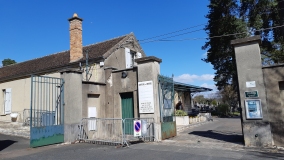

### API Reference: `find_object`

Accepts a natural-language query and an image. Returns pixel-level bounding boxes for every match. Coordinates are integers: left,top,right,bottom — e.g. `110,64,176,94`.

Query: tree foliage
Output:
203,0,284,90
202,0,248,90
2,58,16,67
193,95,206,104
240,0,284,65
220,85,238,112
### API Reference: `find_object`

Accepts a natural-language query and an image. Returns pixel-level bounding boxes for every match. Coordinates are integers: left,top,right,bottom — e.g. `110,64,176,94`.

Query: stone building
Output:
0,14,211,145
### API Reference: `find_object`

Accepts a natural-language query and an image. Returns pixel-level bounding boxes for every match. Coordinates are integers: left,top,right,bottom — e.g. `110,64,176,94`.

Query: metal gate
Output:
30,75,64,147
158,75,176,139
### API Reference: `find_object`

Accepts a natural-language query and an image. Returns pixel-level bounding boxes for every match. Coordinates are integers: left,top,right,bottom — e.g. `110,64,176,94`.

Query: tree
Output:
193,95,206,104
2,58,16,67
203,0,284,96
220,85,238,112
211,99,218,106
240,0,284,65
202,0,248,91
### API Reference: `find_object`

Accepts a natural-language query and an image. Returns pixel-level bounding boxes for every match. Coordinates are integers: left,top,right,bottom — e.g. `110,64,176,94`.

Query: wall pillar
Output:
136,56,162,141
231,36,274,147
60,69,83,143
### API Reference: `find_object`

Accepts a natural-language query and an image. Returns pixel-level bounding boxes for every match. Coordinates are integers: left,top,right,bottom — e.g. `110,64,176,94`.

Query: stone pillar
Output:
231,36,274,147
68,13,83,62
136,56,162,141
60,69,83,143
104,68,114,118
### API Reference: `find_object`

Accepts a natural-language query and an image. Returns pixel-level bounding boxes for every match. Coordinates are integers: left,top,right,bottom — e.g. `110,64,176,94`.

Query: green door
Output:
121,93,134,134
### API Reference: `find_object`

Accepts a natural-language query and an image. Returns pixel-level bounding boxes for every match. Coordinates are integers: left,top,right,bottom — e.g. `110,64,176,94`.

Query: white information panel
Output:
246,81,256,88
138,81,154,113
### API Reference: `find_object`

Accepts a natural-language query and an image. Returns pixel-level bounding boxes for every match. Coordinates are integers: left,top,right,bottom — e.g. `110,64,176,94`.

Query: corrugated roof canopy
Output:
174,81,212,93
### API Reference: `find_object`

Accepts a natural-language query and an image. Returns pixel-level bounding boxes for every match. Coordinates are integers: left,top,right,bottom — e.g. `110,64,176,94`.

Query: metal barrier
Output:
23,109,48,126
78,118,155,146
123,118,155,146
78,118,124,145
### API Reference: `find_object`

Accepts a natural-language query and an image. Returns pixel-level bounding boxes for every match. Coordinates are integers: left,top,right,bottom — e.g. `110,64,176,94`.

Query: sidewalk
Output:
176,119,214,133
0,121,30,139
0,119,212,140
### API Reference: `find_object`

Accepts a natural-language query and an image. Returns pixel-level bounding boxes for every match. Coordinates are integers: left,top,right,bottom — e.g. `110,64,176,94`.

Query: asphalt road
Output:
167,117,244,150
1,118,284,160
0,133,29,154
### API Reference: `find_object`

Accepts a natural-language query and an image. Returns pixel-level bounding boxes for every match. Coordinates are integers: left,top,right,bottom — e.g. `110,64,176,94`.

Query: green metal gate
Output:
158,75,176,139
121,93,134,134
30,75,64,147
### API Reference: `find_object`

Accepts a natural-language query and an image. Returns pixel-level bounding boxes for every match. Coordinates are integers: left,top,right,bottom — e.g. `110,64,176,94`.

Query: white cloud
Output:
196,83,219,98
200,83,217,91
174,74,214,83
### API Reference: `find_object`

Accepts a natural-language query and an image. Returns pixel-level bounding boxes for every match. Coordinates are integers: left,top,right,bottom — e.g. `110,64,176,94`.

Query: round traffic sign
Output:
134,121,141,132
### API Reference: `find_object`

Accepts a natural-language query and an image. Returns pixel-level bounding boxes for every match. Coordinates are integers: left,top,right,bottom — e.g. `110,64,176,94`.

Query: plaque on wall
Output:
246,81,256,88
244,90,258,98
138,81,154,113
244,99,263,119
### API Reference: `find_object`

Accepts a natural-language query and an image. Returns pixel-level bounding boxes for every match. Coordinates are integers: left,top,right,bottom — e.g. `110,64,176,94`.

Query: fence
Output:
123,118,155,146
78,118,155,146
23,109,46,126
23,109,56,126
78,118,124,145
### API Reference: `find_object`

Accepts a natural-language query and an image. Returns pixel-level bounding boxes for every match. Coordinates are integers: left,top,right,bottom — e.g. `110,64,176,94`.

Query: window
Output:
125,48,142,68
3,88,12,114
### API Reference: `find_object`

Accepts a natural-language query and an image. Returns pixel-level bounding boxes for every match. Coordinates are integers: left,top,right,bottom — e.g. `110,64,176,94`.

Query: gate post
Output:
231,36,274,147
136,56,162,141
60,69,83,143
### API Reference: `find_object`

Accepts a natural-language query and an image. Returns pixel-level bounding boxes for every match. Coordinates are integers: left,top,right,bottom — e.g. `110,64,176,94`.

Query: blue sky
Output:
0,0,216,92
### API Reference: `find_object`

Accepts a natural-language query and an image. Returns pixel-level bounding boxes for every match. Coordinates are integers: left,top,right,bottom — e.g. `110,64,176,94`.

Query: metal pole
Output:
86,51,89,81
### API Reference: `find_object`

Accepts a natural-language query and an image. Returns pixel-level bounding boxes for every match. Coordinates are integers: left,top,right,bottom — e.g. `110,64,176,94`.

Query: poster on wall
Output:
245,99,263,119
138,81,154,113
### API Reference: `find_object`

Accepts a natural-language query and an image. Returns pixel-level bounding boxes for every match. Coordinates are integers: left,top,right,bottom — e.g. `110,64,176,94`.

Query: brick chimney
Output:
68,13,83,62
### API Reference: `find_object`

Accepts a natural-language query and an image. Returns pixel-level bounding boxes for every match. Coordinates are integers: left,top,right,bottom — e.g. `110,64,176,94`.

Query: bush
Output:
217,103,230,117
175,110,187,116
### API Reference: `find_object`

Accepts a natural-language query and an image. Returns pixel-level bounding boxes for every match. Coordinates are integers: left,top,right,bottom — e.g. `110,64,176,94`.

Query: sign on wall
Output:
245,90,259,98
138,81,154,113
245,99,263,119
246,81,256,88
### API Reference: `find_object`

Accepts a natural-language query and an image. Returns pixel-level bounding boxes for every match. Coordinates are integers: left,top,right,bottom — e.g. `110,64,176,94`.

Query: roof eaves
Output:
102,33,131,59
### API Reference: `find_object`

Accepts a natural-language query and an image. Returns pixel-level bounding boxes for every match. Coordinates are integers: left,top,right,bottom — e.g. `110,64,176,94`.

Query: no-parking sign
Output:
133,120,141,137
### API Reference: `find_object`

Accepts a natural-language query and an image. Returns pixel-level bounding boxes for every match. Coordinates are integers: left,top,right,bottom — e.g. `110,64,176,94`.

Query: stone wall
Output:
263,66,284,146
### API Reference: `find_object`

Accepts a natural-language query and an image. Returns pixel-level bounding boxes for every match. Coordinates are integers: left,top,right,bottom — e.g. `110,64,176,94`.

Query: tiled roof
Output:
0,35,127,82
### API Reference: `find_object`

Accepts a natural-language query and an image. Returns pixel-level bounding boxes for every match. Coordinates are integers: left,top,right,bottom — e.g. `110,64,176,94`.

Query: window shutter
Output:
4,88,11,114
136,52,142,59
125,48,132,68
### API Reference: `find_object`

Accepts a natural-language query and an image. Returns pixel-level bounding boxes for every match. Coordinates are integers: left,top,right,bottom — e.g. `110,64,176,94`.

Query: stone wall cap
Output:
231,35,261,46
82,81,106,85
68,16,83,22
135,56,162,64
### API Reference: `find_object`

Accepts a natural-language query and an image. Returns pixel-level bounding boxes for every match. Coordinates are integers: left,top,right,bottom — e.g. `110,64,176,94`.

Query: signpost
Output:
133,120,141,137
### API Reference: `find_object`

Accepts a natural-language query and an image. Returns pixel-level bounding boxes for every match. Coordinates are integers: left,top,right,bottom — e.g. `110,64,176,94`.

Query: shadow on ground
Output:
189,130,244,144
249,150,284,159
0,140,17,151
